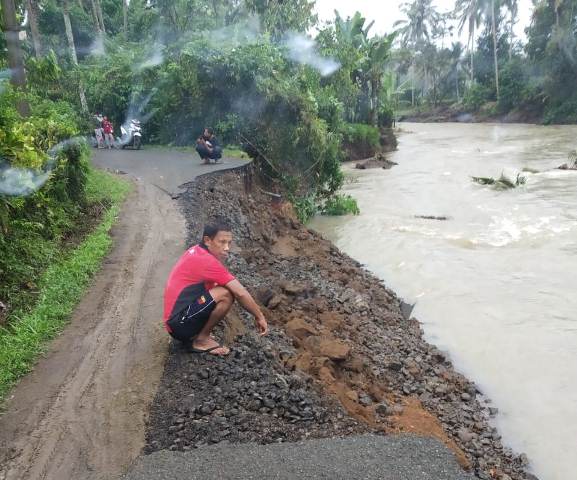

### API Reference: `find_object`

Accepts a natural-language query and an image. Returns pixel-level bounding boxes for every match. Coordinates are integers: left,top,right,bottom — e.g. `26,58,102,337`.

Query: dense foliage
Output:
1,0,399,222
0,0,403,327
393,0,577,124
0,86,92,318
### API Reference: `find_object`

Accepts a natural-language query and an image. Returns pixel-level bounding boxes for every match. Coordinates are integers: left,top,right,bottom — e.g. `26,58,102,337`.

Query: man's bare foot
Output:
192,337,230,356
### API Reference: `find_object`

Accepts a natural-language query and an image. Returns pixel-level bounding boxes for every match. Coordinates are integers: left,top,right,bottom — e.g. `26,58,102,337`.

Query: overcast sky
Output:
314,0,534,42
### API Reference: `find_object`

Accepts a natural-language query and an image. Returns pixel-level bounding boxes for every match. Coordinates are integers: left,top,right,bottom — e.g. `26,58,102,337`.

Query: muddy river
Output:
309,122,577,480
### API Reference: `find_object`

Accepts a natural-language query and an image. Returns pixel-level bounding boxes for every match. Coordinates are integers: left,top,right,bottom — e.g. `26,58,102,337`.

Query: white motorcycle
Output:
119,119,142,150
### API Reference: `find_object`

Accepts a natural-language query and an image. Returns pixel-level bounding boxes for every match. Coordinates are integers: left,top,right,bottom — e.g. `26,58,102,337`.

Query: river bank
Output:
398,104,544,125
143,167,536,480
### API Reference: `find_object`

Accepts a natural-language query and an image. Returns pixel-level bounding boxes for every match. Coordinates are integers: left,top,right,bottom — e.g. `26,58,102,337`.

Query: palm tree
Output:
503,0,518,59
449,42,465,100
394,0,442,105
454,0,484,85
490,0,500,99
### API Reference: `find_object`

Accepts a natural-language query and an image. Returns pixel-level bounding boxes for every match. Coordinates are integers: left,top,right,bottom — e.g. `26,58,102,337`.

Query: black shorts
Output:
167,291,216,342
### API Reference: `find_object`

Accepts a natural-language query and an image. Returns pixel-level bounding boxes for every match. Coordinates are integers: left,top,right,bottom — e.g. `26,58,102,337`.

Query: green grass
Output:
321,194,360,216
143,144,249,159
0,167,130,402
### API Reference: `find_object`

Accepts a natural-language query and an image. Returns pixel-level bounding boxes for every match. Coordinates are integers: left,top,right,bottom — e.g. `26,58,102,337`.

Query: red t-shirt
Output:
163,244,235,330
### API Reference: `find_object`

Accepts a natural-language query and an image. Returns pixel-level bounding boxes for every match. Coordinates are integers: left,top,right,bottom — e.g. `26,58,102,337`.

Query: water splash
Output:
282,33,340,76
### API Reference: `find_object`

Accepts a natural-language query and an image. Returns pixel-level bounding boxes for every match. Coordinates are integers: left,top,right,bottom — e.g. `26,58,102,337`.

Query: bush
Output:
321,194,360,216
498,60,526,113
378,104,395,127
463,84,493,111
543,97,577,124
341,123,380,149
0,87,90,321
293,194,317,223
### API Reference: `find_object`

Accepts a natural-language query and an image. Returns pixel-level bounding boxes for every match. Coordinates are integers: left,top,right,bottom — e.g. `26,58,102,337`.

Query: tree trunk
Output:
26,0,42,58
411,64,415,107
63,0,88,112
491,0,500,100
122,0,128,37
369,77,379,126
91,0,106,33
63,0,79,64
89,0,103,36
470,24,475,85
1,0,27,88
96,0,106,33
456,66,460,101
509,10,515,60
0,0,29,115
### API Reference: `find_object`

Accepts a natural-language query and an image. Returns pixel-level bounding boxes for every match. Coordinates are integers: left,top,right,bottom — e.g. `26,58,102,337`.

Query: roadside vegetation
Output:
0,1,406,220
0,167,129,401
392,0,577,124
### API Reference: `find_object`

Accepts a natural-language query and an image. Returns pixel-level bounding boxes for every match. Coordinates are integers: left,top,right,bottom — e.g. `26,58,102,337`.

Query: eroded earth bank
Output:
143,167,537,480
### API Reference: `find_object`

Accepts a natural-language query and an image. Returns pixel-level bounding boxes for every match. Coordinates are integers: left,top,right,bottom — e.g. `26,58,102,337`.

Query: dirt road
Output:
0,149,247,480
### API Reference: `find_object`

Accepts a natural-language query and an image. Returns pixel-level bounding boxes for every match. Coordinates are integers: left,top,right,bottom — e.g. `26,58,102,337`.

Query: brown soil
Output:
0,181,185,480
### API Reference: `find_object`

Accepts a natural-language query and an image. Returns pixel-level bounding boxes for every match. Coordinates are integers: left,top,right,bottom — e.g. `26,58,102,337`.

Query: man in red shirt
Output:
163,221,268,356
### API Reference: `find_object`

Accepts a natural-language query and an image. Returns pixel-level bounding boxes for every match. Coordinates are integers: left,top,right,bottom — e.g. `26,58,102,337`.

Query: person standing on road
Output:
94,113,105,148
102,116,115,149
163,220,268,356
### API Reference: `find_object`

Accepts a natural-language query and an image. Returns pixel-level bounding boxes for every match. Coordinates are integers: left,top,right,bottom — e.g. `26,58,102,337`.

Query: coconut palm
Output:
490,0,500,99
394,0,442,105
454,0,484,85
503,0,518,59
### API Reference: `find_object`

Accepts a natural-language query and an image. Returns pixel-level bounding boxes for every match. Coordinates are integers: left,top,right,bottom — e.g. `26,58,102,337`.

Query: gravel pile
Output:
144,332,371,454
144,167,539,480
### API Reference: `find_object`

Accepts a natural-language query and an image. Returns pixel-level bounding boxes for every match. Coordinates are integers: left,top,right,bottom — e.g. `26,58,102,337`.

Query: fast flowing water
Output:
309,123,577,480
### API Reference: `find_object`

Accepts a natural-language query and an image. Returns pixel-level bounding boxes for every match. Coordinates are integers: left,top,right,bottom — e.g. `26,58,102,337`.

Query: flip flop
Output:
189,345,229,356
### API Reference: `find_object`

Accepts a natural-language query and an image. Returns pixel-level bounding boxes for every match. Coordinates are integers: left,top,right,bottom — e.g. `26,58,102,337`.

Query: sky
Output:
314,0,534,42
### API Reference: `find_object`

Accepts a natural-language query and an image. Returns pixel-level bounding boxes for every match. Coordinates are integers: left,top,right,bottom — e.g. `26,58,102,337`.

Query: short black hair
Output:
202,220,231,241
204,127,214,135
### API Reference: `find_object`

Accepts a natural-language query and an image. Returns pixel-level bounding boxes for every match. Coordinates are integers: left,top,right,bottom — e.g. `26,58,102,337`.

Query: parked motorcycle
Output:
119,119,142,149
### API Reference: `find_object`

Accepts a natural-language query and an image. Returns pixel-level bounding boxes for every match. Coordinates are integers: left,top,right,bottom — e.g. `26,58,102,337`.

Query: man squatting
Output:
163,220,268,355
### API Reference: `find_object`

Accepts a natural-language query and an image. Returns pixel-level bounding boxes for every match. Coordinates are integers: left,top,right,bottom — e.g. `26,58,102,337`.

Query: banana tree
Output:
363,33,396,125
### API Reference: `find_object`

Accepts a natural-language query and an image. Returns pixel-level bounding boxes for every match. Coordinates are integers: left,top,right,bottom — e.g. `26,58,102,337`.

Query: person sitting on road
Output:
195,127,223,164
163,220,268,356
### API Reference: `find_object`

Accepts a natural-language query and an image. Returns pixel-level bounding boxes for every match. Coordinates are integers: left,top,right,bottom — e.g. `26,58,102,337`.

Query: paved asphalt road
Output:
91,147,249,196
124,434,476,480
